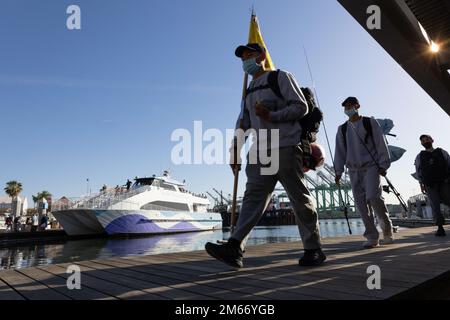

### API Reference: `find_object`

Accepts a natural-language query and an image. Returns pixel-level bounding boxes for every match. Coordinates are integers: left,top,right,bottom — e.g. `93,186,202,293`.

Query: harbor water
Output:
0,218,368,270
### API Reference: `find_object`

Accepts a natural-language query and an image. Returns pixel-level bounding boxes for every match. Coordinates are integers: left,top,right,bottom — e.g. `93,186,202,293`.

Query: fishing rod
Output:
303,46,352,234
347,121,409,212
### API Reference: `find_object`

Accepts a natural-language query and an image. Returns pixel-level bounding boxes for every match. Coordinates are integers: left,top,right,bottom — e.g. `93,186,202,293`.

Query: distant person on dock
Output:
5,216,13,232
125,179,132,192
334,97,394,248
19,215,26,231
414,134,450,237
31,213,39,232
26,216,31,231
205,43,325,269
13,216,20,232
40,214,49,231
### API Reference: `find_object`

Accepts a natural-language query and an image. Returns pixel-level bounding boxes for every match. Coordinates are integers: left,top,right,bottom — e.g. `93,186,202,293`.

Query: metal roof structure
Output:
338,0,450,116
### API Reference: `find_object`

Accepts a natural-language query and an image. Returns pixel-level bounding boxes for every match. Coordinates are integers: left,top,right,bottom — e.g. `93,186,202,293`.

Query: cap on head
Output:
342,97,359,107
419,134,433,140
235,43,266,58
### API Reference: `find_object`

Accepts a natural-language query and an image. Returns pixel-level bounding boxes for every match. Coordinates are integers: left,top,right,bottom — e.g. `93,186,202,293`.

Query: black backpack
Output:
340,117,374,151
246,70,323,142
420,148,448,187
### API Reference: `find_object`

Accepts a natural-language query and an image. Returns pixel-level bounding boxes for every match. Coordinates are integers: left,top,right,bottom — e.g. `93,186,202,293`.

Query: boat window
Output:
134,178,155,187
152,180,160,187
141,201,189,211
160,182,176,191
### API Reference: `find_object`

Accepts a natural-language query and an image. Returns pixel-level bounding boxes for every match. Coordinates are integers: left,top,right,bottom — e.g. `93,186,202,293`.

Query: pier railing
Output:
53,186,189,211
52,187,148,211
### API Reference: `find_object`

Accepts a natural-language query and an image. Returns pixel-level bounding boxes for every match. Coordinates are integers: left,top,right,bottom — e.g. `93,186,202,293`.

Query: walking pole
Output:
337,183,353,234
230,72,249,235
303,46,352,234
230,169,239,234
384,176,408,212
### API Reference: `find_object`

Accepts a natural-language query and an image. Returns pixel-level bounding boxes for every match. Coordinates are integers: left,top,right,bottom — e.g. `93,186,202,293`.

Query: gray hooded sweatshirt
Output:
233,70,308,152
334,116,391,176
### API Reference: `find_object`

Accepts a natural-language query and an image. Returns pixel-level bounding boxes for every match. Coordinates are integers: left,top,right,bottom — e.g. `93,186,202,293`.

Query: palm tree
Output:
4,181,23,199
36,191,52,201
4,181,23,218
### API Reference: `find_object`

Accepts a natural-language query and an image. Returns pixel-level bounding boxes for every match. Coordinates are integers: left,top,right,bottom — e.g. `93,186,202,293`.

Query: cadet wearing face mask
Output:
414,135,450,237
334,97,394,249
205,43,325,269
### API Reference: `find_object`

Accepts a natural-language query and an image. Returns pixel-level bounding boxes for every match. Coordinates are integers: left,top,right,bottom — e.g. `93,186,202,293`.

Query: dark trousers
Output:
426,184,446,227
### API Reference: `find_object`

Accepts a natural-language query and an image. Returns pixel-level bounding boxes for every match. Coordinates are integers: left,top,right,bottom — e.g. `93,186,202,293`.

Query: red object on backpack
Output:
303,143,325,173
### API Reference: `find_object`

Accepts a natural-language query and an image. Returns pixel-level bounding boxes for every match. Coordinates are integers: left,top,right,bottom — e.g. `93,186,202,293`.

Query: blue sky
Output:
1,0,449,205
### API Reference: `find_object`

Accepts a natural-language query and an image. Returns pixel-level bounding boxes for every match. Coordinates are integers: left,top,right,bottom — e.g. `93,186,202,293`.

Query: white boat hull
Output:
53,209,222,236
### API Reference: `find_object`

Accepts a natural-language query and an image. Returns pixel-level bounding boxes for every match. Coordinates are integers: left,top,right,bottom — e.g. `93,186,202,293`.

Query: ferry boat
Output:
52,171,222,236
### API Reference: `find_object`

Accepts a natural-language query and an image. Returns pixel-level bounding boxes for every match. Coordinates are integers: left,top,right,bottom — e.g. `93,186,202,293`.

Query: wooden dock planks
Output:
0,226,449,300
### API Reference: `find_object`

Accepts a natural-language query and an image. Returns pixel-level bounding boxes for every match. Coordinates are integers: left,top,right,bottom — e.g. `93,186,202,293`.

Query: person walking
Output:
31,213,39,232
40,214,49,231
205,43,325,269
5,215,13,232
335,97,394,248
414,134,450,236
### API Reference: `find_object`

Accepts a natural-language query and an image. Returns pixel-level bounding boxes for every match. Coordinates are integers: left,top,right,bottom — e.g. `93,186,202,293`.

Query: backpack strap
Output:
267,70,283,99
245,70,283,100
362,116,373,145
341,122,348,150
341,117,374,151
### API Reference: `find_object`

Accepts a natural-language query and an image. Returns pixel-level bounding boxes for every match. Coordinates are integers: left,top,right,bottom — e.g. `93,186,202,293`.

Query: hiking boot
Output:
363,239,380,249
380,235,394,245
205,238,243,269
435,227,446,237
299,248,326,267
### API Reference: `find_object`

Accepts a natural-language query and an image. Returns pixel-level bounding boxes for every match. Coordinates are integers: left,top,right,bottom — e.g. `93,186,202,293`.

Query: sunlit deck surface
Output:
1,226,449,300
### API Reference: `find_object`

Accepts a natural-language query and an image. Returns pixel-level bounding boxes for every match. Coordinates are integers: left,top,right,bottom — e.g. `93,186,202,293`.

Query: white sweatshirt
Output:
334,116,391,176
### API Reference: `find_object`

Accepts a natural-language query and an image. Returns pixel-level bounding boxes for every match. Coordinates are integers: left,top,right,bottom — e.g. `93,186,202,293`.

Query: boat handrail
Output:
54,182,209,211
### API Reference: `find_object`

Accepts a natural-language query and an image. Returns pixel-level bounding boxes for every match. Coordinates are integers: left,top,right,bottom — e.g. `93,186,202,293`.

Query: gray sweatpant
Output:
232,145,322,250
425,184,445,227
348,166,393,241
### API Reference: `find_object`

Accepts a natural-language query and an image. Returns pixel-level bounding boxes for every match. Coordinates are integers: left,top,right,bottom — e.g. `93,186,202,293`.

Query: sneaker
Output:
363,239,380,249
435,227,446,237
380,236,394,245
205,238,243,269
299,248,326,266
